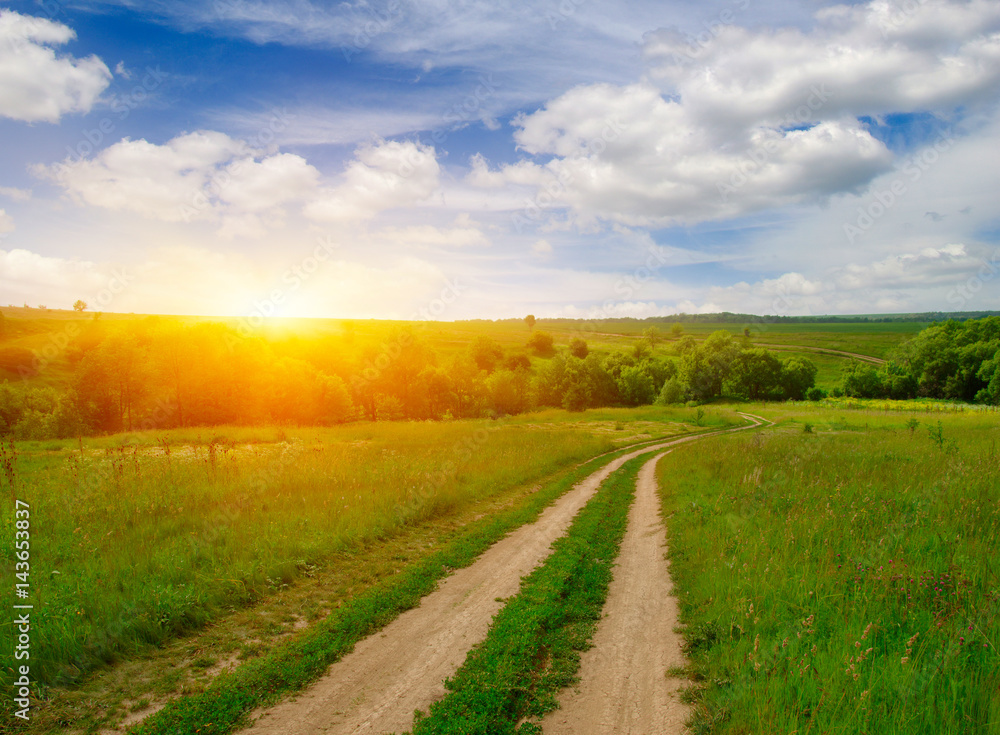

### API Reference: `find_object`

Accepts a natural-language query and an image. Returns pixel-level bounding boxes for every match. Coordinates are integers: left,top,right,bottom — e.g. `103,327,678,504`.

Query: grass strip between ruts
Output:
127,444,653,735
407,454,648,735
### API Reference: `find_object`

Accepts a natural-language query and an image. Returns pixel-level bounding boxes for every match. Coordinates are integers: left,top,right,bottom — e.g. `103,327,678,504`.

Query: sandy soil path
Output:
540,450,688,734
242,419,763,735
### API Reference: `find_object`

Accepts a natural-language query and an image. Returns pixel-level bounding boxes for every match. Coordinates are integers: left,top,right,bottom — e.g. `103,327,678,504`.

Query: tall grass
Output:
658,407,1000,734
0,420,613,690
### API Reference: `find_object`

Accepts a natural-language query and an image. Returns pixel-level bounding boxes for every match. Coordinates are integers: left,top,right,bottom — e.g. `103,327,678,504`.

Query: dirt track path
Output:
241,419,764,735
541,450,688,734
754,342,886,364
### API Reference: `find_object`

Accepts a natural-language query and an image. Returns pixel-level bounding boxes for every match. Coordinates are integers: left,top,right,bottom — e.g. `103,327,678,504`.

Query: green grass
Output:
0,420,618,693
657,405,1000,734
122,444,651,735
408,455,645,735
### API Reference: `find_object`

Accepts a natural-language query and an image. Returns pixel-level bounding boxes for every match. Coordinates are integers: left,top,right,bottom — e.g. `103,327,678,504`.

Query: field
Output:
0,405,734,732
1,311,998,734
658,404,1000,734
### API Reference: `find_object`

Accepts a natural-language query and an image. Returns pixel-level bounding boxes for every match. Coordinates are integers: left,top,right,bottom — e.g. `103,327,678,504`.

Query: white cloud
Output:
0,9,112,123
0,210,13,234
304,139,440,222
644,0,1000,135
0,186,31,202
701,244,998,315
532,238,553,256
33,131,320,238
473,82,891,227
375,221,489,249
467,0,1000,231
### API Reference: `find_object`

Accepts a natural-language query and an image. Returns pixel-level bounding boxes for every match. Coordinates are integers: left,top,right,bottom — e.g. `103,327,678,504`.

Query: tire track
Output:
543,413,767,734
241,418,765,735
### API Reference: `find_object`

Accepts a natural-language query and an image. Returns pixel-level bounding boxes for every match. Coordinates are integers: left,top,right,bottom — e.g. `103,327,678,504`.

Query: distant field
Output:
0,307,921,390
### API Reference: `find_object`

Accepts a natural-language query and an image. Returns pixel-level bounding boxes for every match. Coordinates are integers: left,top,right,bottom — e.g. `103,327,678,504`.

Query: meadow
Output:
0,405,727,723
658,403,1000,734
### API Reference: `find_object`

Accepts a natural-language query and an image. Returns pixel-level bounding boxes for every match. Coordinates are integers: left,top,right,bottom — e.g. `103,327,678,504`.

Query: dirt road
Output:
242,418,764,735
541,450,688,734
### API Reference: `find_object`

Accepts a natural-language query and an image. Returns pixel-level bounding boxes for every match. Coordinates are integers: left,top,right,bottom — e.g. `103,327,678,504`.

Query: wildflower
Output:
900,656,909,664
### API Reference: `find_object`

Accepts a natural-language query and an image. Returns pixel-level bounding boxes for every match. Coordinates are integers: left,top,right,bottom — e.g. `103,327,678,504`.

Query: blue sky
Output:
1,0,999,319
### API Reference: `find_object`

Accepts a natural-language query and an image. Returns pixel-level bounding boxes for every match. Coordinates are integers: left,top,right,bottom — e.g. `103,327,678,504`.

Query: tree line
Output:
0,319,818,439
835,316,1000,403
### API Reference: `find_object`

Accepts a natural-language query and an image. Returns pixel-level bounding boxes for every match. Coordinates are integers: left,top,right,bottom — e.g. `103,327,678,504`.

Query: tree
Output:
681,331,740,402
656,376,685,405
642,326,662,349
731,348,783,401
73,300,87,312
670,322,684,339
469,335,505,373
485,369,531,415
526,331,555,356
616,365,656,406
569,337,588,359
779,357,818,401
524,314,536,331
503,353,531,372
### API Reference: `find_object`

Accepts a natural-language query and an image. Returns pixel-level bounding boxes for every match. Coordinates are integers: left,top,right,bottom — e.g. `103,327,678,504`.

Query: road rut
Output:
242,420,763,735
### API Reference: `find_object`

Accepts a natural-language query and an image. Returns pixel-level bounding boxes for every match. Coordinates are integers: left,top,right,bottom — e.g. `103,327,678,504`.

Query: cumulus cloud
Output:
304,139,440,222
473,83,890,227
699,244,995,315
644,0,1000,135
469,0,1000,230
0,209,13,234
33,131,320,237
0,9,112,123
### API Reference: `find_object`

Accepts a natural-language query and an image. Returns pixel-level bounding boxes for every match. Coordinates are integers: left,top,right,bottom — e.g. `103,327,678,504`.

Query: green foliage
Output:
656,376,685,405
469,335,505,373
526,330,555,356
568,337,588,359
841,317,1000,403
779,356,818,401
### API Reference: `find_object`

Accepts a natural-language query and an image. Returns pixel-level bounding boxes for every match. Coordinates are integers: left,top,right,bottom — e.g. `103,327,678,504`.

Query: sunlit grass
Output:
1,419,625,690
658,405,1000,734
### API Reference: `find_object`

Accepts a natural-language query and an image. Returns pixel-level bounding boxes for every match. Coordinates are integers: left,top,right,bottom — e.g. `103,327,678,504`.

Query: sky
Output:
1,0,999,321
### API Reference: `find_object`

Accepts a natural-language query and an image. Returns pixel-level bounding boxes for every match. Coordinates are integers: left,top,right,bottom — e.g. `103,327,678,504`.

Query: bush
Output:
526,331,555,356
656,376,685,405
805,387,827,401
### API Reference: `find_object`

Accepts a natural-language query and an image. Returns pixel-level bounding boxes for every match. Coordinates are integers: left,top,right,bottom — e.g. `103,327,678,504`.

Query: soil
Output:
241,417,765,734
